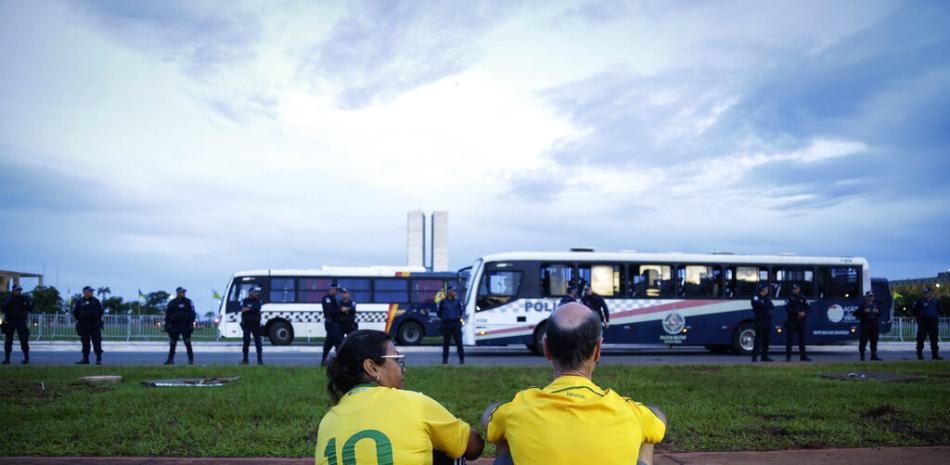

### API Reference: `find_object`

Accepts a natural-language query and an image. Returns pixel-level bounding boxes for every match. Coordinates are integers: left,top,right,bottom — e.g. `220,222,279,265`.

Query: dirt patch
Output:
861,405,900,419
0,379,59,399
67,381,114,393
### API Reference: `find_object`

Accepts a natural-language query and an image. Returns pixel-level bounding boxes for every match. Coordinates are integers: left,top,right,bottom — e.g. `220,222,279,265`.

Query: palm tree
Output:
96,286,111,309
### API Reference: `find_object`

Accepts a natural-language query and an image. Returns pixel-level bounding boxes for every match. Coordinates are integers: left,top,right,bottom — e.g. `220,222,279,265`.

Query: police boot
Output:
917,351,924,360
95,355,102,365
934,353,944,361
871,352,882,361
751,356,758,363
164,358,174,365
800,355,811,362
76,358,90,365
2,357,9,365
188,356,194,365
860,352,866,361
21,351,29,365
257,354,264,366
762,356,774,362
785,352,791,362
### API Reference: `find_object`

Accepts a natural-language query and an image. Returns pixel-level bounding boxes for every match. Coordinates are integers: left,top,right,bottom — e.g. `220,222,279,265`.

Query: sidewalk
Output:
3,447,948,465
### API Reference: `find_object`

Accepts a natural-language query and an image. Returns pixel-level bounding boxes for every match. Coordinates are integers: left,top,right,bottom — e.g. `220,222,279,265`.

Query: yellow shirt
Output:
316,385,471,465
487,375,666,465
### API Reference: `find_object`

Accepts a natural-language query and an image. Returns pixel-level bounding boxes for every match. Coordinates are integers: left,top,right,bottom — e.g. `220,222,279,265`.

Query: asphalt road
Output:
4,342,937,367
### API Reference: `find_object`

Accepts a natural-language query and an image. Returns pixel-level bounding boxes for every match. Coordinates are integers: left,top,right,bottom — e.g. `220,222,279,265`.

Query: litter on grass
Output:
142,377,240,387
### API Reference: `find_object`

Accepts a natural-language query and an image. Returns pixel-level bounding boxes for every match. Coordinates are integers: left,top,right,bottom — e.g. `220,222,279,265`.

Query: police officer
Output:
559,287,577,306
581,284,610,330
240,286,264,365
855,291,882,361
1,285,32,365
784,283,811,362
751,283,774,362
912,287,942,360
72,286,104,365
164,287,197,365
320,283,342,367
338,288,358,339
438,286,465,365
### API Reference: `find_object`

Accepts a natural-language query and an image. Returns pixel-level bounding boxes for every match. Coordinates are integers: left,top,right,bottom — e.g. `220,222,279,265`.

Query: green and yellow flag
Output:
212,289,222,300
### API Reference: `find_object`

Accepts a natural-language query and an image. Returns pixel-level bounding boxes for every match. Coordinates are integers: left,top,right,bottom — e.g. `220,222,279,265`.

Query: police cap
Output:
12,285,23,291
82,286,94,292
176,287,187,293
791,283,801,290
865,291,874,297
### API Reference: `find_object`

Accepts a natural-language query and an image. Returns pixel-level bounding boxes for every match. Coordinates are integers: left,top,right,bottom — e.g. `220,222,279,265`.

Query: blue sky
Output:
1,0,948,313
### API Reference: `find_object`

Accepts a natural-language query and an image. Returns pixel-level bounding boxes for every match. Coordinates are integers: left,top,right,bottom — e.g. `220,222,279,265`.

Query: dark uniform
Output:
72,289,104,365
784,291,810,361
855,293,882,361
1,287,31,364
750,288,774,362
240,291,264,365
338,295,358,338
321,289,342,366
559,291,577,306
582,292,610,327
164,291,197,365
912,291,942,360
438,290,465,365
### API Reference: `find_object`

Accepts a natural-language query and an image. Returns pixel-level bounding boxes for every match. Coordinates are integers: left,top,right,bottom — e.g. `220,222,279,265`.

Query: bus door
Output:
473,262,529,344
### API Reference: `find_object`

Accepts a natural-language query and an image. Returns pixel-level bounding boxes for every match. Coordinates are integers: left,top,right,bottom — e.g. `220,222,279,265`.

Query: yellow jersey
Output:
316,384,471,465
487,375,666,465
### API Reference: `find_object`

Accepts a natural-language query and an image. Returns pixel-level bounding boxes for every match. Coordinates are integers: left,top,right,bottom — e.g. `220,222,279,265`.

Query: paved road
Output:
5,341,936,366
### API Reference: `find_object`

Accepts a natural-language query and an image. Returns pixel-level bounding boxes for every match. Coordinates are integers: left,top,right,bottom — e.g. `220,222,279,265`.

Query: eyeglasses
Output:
380,354,406,371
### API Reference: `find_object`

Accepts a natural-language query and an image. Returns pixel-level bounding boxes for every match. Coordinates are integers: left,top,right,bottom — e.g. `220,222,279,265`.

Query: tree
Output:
96,286,111,307
29,286,64,314
143,291,170,314
103,296,127,314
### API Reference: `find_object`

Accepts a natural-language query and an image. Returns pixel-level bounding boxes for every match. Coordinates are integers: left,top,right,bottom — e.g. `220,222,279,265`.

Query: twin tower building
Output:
407,210,449,272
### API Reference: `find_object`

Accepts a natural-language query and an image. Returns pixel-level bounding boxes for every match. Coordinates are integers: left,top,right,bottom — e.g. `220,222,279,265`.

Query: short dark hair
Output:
545,308,601,370
326,330,390,405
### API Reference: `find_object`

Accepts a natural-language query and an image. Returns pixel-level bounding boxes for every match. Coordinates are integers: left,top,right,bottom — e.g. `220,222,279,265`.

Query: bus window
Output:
818,266,860,299
228,281,260,311
337,278,371,302
477,270,522,311
676,265,721,298
300,278,334,303
411,279,445,303
726,266,766,298
374,278,409,303
774,268,814,298
579,264,623,296
541,264,575,297
270,278,296,303
632,264,673,298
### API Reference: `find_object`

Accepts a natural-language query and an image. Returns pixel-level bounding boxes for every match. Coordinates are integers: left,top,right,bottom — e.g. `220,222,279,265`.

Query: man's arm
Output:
463,428,484,461
637,405,668,465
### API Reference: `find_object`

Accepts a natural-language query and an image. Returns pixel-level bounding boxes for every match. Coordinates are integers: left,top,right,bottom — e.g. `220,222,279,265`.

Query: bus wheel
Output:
396,321,424,346
268,320,294,346
731,322,755,355
527,322,546,356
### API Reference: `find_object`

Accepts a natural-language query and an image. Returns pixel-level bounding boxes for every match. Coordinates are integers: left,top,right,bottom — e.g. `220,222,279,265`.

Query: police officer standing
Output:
912,287,943,360
164,287,197,365
784,284,811,362
320,283,342,367
240,287,264,365
855,291,882,361
438,286,465,365
1,285,32,365
72,286,104,365
751,283,774,362
338,288,358,339
581,284,610,331
559,287,578,306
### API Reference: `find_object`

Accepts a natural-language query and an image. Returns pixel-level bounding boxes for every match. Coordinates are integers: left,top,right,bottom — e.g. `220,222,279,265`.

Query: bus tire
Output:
528,322,546,356
396,320,424,346
267,320,294,346
731,322,755,355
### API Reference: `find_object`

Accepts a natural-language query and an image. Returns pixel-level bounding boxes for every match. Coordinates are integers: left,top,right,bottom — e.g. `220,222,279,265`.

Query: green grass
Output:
1,362,949,456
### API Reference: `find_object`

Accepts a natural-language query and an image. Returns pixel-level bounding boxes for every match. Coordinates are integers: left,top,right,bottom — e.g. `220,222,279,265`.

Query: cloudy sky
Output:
1,0,948,313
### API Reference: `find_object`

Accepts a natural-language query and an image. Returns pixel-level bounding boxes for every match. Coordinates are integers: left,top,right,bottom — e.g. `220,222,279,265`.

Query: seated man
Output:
483,303,667,465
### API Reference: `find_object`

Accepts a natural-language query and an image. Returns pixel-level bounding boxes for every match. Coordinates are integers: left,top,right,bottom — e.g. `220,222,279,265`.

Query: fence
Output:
880,317,950,341
18,314,219,341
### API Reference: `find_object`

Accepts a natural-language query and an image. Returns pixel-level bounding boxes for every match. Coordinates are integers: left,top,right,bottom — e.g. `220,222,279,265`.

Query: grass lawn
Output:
1,362,949,456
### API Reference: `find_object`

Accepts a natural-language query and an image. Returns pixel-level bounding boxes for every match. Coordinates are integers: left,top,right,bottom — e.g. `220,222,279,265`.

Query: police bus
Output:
217,267,463,345
462,250,893,354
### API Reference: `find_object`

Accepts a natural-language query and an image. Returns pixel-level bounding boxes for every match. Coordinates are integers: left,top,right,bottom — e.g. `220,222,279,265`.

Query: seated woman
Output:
316,329,484,465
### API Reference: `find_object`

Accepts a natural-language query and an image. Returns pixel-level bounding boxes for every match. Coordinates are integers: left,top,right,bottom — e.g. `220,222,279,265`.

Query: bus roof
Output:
233,266,455,278
478,251,869,267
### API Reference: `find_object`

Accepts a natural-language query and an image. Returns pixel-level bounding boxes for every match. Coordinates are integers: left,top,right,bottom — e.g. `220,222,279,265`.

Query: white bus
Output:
217,267,463,345
462,250,892,354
